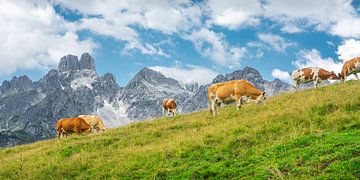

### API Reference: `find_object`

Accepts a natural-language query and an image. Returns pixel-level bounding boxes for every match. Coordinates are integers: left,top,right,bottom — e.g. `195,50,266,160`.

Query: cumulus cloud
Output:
292,49,343,73
271,69,291,82
56,0,202,57
0,0,97,75
149,65,218,85
337,39,360,61
263,0,360,37
183,28,247,68
206,0,262,29
257,33,296,52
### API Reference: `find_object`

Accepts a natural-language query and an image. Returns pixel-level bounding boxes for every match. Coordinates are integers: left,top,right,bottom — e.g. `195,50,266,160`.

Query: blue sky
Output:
1,0,360,86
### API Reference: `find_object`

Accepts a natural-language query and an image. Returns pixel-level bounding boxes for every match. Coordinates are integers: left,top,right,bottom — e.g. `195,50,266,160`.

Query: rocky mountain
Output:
0,53,125,147
119,68,190,120
0,53,291,147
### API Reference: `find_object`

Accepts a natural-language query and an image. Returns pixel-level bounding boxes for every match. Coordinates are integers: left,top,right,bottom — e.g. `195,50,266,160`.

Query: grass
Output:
0,81,359,179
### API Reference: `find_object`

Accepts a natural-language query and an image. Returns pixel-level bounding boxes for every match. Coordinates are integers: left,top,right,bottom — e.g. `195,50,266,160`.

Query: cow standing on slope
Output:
339,57,360,82
56,117,92,138
162,99,177,116
291,67,339,90
208,80,267,116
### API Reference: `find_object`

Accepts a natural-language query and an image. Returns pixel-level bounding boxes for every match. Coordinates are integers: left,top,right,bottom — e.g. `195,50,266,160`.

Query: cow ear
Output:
262,91,266,95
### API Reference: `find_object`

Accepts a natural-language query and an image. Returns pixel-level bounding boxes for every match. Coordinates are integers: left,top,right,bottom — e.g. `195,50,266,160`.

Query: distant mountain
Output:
0,53,291,147
118,67,190,120
0,53,126,147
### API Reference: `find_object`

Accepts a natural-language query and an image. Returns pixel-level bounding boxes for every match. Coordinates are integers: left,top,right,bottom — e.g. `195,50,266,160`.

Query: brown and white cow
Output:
207,80,267,116
162,98,177,116
339,57,360,82
290,67,338,89
56,117,92,138
78,115,106,132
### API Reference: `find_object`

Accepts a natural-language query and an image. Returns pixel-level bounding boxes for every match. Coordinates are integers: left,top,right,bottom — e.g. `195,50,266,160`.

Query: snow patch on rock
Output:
95,100,130,128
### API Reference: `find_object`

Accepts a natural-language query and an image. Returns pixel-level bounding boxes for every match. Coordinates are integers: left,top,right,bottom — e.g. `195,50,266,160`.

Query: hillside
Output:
0,53,290,147
0,81,359,179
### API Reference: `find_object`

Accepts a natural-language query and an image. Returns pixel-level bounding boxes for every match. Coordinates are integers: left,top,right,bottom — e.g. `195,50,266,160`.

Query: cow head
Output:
338,72,346,82
329,71,339,80
85,126,93,133
255,91,267,104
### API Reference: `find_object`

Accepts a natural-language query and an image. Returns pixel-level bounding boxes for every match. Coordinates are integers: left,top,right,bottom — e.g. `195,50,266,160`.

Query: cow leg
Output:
236,96,242,110
162,107,166,116
314,80,318,88
292,81,298,91
210,99,217,116
60,128,65,138
61,131,65,138
208,101,213,115
172,109,176,116
214,100,221,114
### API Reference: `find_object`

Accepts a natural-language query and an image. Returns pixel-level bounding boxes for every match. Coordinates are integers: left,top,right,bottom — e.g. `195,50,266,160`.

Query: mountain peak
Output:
58,53,96,73
212,66,264,84
58,54,80,72
79,53,96,71
134,67,166,82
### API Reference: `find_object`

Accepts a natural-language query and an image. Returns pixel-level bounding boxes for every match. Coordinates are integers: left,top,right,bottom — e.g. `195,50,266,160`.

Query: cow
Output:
290,67,339,89
56,117,92,138
339,57,360,82
207,79,267,116
78,115,106,132
162,98,177,116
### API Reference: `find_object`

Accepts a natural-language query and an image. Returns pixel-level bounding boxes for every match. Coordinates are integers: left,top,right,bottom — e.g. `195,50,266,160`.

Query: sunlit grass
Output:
0,81,359,179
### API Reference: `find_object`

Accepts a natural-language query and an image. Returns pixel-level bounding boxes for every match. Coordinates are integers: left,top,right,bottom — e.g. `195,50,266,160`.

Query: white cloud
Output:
292,49,343,73
206,0,262,29
271,69,291,82
0,0,97,75
280,24,303,33
149,65,218,85
264,0,360,37
337,39,360,61
331,18,360,38
257,33,296,52
56,0,202,57
183,28,247,68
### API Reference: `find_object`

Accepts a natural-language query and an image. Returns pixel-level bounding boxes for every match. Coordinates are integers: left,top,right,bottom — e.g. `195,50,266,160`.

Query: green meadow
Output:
0,81,359,179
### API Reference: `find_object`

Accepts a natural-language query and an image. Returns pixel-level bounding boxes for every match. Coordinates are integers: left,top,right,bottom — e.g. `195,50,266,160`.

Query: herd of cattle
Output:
55,56,360,138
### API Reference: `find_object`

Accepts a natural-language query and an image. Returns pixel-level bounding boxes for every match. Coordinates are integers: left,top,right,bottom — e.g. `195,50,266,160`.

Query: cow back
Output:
58,117,91,133
79,115,106,131
166,99,177,109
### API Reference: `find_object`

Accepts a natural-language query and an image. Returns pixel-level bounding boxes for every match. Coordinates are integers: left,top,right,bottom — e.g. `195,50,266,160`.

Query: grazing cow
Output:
208,80,267,116
339,57,360,82
291,67,338,89
162,98,177,116
78,115,106,132
56,117,92,138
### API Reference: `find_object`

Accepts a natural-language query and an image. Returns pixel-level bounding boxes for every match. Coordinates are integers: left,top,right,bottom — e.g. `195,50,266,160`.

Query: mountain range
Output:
0,53,291,147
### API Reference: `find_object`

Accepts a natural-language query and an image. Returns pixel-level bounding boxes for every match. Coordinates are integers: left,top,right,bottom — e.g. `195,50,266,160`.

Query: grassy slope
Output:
0,81,359,179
